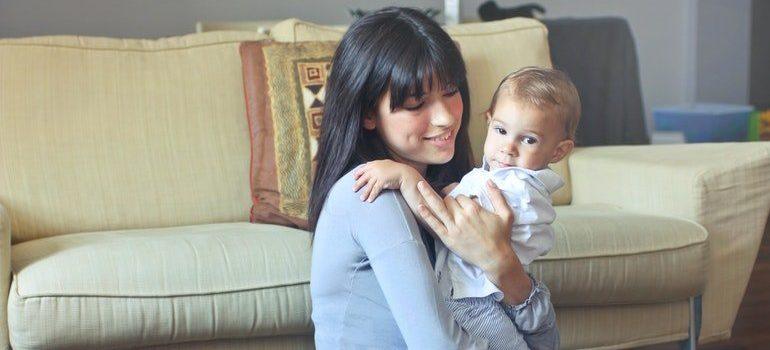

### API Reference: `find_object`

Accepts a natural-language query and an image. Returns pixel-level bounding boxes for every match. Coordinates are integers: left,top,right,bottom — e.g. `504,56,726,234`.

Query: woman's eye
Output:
402,97,425,111
494,127,507,135
522,136,538,145
443,86,459,97
403,102,425,111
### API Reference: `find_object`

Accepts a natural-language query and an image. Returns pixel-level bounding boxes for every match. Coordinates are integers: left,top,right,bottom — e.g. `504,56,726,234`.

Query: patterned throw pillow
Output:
240,40,337,229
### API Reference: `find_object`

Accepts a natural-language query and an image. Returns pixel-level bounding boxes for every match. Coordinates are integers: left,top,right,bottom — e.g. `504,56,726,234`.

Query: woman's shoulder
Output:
324,165,405,215
323,166,366,214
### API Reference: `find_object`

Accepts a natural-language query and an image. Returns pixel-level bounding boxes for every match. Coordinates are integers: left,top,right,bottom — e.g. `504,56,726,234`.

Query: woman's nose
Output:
430,100,454,127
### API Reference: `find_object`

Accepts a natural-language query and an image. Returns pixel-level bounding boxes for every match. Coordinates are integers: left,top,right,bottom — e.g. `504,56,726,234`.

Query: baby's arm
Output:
353,160,461,237
352,160,418,200
353,159,424,203
353,160,437,222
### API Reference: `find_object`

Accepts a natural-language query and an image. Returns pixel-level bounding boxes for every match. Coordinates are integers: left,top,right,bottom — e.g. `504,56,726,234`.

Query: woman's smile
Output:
424,129,454,148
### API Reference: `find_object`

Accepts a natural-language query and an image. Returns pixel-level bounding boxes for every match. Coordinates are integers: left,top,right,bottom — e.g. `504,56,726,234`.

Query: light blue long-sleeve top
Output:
311,168,557,349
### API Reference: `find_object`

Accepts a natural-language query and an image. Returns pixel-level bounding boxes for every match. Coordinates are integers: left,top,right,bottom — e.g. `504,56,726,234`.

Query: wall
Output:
696,0,752,105
750,0,770,110
0,0,438,38
0,0,754,131
467,0,752,133
495,0,699,133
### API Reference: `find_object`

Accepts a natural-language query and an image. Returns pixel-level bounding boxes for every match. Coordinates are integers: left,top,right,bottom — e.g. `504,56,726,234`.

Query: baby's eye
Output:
522,136,538,145
494,127,507,135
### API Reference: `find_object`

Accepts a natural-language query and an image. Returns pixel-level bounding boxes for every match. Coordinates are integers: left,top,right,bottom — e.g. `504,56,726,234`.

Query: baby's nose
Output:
502,142,518,156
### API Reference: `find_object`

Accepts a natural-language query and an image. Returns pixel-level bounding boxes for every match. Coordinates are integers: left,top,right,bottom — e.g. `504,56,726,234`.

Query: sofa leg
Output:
680,296,702,350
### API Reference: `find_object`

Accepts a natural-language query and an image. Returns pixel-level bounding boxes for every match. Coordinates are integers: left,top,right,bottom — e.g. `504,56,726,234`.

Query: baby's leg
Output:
505,280,559,350
445,295,530,350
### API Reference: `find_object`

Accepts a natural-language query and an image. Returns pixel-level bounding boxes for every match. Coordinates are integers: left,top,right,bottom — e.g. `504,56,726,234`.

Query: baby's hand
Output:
353,160,410,202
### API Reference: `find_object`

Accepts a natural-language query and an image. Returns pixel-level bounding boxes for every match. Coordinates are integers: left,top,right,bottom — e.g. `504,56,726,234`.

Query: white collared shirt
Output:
435,159,564,300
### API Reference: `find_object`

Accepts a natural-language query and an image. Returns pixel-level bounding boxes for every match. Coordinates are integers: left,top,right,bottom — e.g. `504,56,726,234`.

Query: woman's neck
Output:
386,149,427,176
396,157,427,177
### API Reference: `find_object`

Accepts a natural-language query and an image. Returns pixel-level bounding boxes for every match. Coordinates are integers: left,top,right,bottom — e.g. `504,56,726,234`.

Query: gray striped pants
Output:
444,280,560,350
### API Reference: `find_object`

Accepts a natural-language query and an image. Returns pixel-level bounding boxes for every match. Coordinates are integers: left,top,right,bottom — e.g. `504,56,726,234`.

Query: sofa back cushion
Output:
0,31,267,243
268,18,572,205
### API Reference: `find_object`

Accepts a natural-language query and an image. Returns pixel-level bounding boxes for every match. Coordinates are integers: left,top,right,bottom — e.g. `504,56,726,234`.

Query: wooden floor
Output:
640,221,770,350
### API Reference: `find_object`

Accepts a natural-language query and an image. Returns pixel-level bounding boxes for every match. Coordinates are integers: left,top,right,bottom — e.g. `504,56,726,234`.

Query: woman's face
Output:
364,80,463,175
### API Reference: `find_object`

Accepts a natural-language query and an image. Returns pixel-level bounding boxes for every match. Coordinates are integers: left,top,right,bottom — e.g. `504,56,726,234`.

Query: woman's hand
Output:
416,179,533,305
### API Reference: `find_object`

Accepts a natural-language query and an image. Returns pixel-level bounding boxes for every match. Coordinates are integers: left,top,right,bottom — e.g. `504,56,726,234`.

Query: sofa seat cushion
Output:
532,204,709,306
8,223,311,350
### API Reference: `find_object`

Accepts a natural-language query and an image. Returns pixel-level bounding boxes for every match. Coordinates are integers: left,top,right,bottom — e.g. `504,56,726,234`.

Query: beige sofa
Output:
0,18,768,350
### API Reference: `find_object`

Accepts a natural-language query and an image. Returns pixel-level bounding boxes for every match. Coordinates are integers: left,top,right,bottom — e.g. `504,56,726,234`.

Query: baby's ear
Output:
484,111,492,124
550,139,575,164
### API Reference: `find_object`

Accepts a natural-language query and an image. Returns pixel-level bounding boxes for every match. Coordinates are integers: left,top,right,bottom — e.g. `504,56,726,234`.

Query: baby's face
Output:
483,98,572,170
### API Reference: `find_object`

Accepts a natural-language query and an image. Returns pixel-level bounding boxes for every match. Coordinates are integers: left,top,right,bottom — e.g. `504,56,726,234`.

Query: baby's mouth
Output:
491,158,514,168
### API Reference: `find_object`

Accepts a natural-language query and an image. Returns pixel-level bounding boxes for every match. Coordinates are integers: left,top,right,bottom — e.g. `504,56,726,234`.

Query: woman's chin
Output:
426,151,455,165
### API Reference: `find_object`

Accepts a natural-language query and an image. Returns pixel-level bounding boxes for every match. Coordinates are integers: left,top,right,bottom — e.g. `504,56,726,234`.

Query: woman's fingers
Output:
455,195,480,215
443,195,464,222
485,179,514,225
417,204,448,237
417,181,454,226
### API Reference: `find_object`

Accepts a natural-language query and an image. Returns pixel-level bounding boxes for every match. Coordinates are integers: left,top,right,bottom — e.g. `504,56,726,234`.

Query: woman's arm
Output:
349,187,489,349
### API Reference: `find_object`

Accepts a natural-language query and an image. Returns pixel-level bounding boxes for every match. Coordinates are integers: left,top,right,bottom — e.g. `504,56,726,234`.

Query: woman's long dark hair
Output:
308,7,474,232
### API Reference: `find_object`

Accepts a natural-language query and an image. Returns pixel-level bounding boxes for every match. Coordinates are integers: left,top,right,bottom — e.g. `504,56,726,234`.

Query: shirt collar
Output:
481,156,564,194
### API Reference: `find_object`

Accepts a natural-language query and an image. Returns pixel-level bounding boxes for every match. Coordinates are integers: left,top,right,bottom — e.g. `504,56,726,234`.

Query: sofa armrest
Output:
568,142,770,343
0,203,10,350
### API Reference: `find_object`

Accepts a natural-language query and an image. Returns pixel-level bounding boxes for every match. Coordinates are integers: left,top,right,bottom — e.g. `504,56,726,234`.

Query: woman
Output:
308,7,557,349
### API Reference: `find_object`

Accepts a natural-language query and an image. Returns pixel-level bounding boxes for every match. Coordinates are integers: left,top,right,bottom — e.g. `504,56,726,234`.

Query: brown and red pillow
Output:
240,40,337,229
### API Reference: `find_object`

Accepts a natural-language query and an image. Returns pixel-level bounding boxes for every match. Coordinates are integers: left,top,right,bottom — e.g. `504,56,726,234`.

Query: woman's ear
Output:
362,114,377,131
550,139,575,164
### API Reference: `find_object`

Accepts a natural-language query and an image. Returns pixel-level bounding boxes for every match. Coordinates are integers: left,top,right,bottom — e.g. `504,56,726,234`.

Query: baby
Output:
353,67,580,349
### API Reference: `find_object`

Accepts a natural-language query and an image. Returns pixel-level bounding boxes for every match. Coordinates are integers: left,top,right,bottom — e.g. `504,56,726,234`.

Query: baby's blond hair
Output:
487,67,581,140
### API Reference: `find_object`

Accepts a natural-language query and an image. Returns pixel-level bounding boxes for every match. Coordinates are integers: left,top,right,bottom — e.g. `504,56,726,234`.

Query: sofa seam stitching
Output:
13,280,310,300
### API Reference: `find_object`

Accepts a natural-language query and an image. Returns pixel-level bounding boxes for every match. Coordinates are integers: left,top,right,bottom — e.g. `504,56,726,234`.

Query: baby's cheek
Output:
483,137,499,154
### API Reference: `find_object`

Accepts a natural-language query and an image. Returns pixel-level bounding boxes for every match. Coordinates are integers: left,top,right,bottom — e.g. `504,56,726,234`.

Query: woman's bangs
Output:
387,44,465,111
